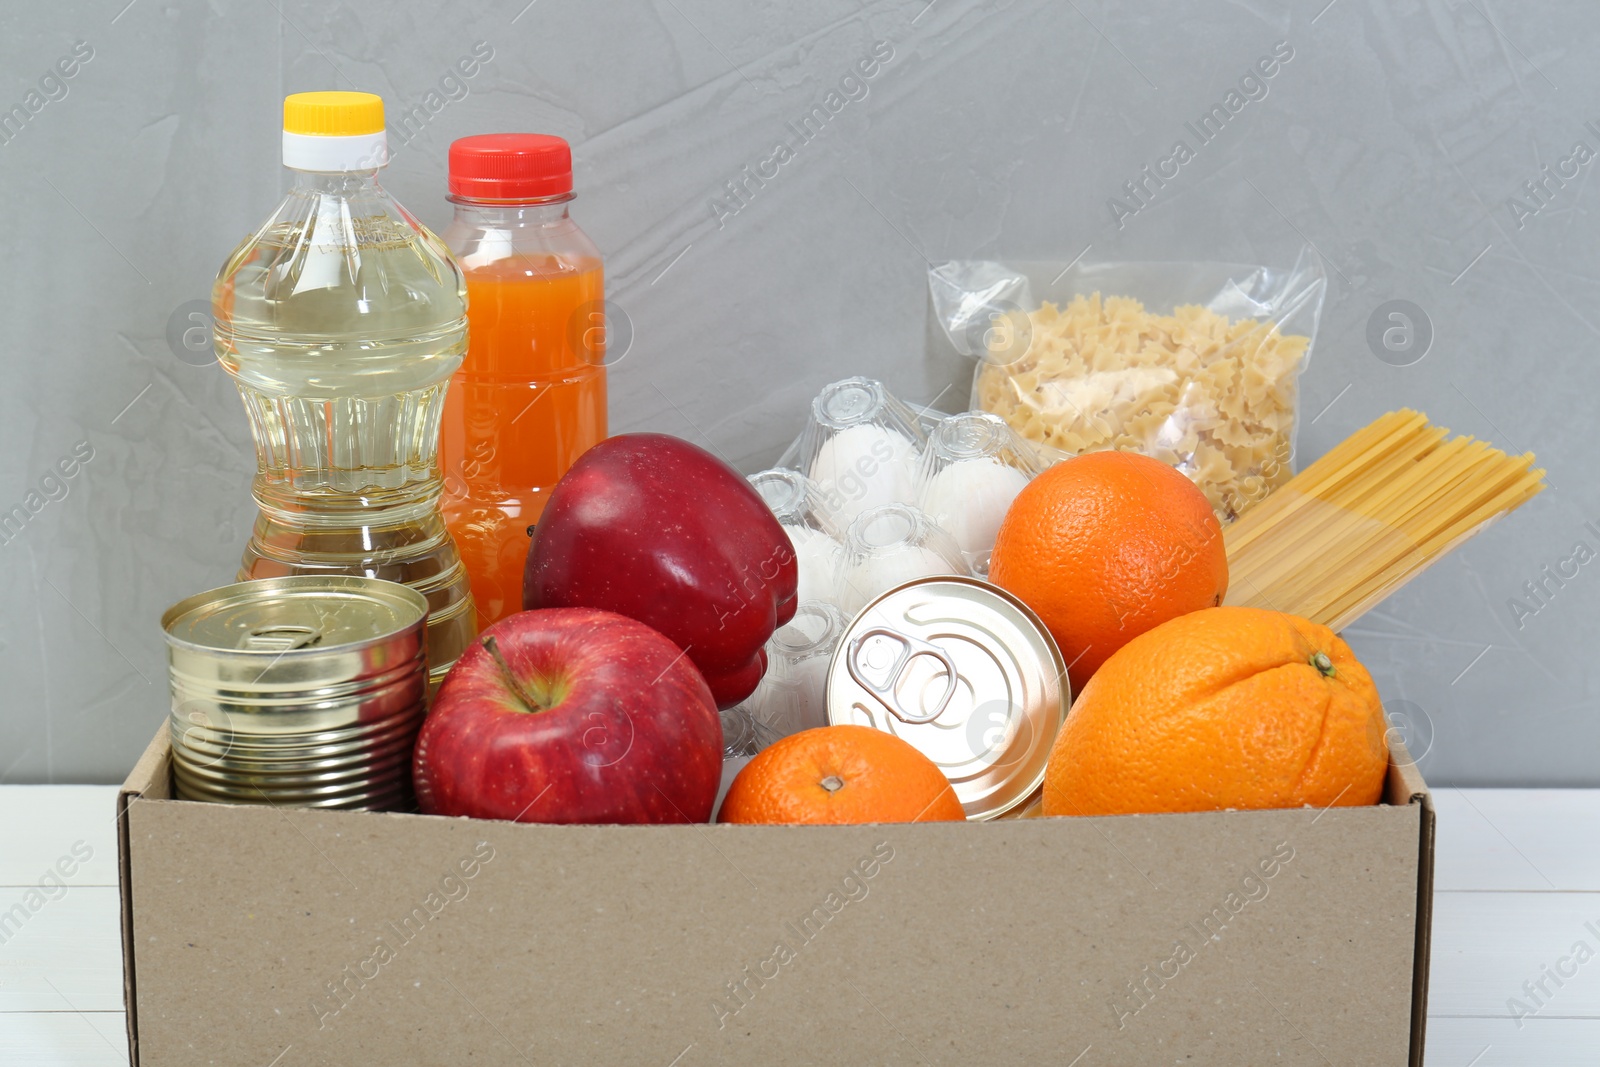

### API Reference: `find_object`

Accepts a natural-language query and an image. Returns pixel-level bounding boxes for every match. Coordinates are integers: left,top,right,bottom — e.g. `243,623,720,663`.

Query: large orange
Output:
989,450,1226,695
1043,606,1389,816
718,725,966,825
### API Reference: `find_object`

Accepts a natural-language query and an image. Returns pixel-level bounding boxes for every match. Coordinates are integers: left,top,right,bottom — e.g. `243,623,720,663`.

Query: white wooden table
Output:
0,786,1594,1064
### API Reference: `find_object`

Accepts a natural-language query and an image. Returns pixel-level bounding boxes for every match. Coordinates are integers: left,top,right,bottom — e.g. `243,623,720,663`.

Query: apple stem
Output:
482,635,550,714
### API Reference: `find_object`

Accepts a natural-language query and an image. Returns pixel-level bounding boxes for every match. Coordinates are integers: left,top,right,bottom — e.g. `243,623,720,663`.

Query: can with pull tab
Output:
825,576,1069,820
162,575,429,811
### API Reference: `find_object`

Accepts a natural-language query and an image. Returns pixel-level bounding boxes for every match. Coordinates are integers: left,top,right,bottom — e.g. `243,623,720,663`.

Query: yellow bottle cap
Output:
282,92,385,137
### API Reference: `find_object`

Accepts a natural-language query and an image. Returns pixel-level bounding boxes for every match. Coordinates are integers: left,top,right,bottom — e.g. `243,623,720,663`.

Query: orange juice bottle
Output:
440,134,607,627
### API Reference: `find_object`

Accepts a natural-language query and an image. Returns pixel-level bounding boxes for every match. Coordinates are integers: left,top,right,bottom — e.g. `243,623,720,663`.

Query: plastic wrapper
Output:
915,411,1051,576
928,250,1326,522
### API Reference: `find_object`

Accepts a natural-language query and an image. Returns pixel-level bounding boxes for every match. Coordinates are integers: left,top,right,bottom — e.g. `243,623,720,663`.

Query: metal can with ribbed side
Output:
162,575,428,811
825,576,1068,820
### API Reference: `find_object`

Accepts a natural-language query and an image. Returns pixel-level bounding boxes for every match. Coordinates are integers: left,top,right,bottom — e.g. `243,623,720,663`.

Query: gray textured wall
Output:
0,0,1590,784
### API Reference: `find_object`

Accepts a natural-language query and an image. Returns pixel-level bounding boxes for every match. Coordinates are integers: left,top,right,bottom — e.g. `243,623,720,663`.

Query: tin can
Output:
825,576,1068,820
992,790,1044,820
162,575,429,811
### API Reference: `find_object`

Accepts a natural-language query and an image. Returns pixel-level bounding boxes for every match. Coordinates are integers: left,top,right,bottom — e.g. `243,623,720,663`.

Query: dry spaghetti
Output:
1223,410,1545,631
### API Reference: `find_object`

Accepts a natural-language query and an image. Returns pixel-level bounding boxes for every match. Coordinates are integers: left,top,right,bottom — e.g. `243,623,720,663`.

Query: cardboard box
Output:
118,725,1433,1065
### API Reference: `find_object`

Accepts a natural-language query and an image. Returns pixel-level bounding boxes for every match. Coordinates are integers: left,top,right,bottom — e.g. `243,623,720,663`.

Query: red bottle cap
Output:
448,134,573,200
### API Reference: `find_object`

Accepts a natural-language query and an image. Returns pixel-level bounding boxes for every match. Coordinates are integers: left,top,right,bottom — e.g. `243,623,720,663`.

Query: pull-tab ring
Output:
845,626,960,725
242,624,322,652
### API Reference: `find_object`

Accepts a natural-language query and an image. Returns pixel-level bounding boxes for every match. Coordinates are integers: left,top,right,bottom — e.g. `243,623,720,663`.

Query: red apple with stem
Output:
414,608,722,824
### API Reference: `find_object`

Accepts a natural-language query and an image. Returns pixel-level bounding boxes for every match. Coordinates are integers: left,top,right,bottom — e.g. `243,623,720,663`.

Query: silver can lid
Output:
825,576,1068,820
163,575,426,661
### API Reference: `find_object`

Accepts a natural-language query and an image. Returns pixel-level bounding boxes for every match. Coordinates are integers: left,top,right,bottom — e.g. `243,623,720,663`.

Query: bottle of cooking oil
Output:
212,91,475,688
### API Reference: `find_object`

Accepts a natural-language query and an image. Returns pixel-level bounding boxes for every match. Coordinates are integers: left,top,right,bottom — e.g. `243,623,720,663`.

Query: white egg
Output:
808,425,920,527
839,544,960,614
920,458,1031,557
783,524,843,606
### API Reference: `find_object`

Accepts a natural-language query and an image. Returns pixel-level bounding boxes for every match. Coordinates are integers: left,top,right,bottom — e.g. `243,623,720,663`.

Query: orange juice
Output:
440,135,608,626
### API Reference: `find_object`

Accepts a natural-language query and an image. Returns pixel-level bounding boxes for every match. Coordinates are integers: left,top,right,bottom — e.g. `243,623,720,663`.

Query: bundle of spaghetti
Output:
1223,410,1545,631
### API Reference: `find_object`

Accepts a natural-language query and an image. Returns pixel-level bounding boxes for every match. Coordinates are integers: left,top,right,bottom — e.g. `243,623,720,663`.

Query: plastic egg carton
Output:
723,601,848,755
757,378,1057,614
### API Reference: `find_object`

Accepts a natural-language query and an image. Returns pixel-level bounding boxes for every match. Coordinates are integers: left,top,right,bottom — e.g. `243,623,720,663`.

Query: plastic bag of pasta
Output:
928,249,1326,523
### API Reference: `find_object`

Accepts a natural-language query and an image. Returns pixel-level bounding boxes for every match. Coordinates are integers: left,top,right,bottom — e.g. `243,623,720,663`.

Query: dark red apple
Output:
522,433,798,708
414,608,722,824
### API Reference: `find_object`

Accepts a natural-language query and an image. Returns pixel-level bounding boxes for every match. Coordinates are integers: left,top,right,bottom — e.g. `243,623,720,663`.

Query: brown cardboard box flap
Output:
1383,730,1435,1067
116,727,171,1067
119,726,1434,1066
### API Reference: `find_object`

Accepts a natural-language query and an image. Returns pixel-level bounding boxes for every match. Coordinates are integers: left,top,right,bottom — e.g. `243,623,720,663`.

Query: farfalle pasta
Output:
974,293,1309,522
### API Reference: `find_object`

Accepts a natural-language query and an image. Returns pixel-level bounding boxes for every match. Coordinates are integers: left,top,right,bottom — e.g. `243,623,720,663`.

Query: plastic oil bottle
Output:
212,92,476,687
439,134,606,627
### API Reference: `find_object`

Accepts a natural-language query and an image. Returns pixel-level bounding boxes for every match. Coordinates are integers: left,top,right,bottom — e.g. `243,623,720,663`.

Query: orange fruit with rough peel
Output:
1043,606,1389,816
989,450,1227,695
718,725,965,825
